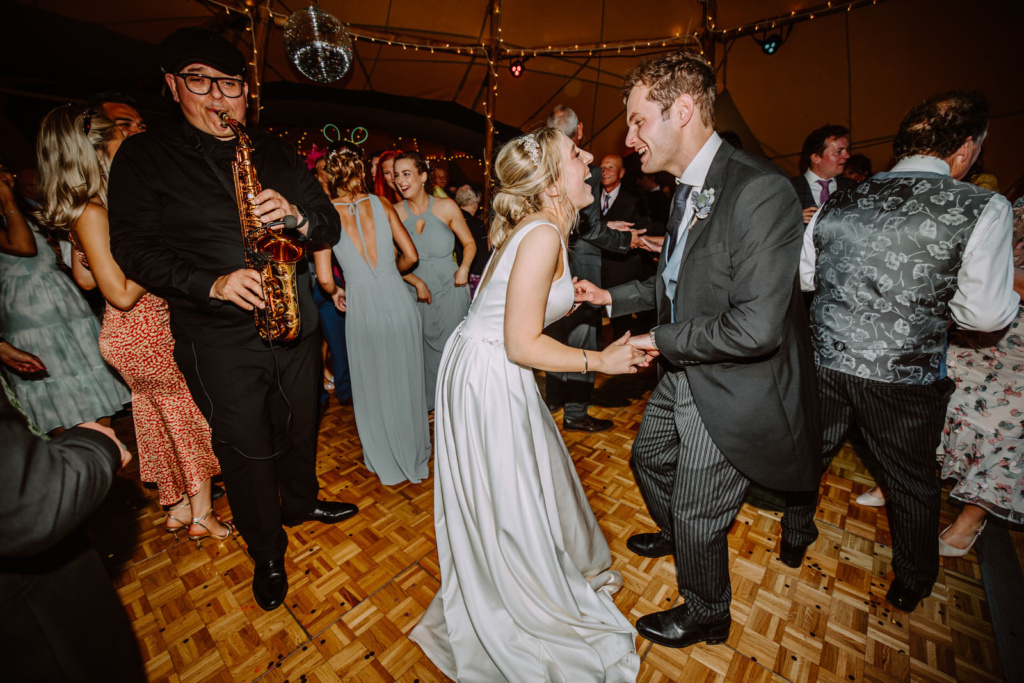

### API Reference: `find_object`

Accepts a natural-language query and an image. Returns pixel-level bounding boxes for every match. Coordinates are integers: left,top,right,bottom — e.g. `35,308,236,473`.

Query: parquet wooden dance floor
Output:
95,367,1006,682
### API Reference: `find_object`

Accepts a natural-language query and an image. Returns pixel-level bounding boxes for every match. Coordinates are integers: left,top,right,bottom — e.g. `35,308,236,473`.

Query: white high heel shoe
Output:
938,520,987,557
855,488,886,507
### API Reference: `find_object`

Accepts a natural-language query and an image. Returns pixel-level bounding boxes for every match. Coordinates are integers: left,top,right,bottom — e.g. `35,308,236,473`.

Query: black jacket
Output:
568,163,631,285
611,143,822,491
789,173,856,210
0,383,145,680
109,122,341,350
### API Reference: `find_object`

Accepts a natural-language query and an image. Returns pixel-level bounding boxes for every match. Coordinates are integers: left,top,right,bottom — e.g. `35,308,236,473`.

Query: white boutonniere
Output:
691,188,715,221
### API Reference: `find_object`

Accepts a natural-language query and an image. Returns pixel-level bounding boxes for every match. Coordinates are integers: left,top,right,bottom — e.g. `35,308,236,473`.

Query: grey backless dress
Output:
331,195,430,485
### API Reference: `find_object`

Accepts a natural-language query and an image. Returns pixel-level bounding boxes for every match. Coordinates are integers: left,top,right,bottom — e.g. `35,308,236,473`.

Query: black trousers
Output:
545,304,600,420
781,366,955,593
174,333,322,562
631,370,750,622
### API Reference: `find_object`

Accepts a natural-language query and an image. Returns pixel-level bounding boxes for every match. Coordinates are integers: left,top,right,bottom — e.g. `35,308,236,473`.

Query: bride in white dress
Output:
409,128,653,682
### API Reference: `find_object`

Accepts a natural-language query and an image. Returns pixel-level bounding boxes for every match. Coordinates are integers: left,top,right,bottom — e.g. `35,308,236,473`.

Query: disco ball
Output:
283,6,354,83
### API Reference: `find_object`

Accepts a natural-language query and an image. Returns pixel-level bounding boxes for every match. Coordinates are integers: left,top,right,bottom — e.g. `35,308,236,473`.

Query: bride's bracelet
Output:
581,349,588,374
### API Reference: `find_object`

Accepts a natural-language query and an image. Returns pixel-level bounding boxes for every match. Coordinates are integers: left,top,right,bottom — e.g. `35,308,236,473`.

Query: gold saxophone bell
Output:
218,111,304,343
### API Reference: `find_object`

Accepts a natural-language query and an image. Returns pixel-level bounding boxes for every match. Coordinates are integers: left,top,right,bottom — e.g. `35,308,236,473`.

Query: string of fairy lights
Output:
205,0,892,169
263,125,485,169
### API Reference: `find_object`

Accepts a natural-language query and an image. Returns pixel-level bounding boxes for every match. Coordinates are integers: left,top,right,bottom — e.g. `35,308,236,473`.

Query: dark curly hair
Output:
893,91,989,161
800,124,850,167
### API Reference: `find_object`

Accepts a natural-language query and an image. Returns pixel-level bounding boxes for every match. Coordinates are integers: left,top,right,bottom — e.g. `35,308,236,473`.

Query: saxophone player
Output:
109,27,358,612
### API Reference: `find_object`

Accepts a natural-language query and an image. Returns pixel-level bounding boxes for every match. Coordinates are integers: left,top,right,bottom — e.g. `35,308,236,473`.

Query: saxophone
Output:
219,111,304,343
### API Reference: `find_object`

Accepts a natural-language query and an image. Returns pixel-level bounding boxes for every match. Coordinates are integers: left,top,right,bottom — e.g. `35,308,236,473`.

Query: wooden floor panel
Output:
93,368,1005,682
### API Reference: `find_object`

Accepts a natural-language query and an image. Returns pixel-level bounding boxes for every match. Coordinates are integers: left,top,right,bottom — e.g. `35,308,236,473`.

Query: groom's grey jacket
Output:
610,142,822,491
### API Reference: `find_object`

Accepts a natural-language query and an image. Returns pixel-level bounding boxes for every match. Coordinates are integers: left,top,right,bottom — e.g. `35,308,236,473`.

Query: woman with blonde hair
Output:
35,105,229,545
409,128,650,682
314,141,429,485
0,125,130,433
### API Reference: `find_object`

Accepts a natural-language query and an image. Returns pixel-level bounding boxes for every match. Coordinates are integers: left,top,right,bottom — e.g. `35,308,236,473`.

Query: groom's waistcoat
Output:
810,171,994,384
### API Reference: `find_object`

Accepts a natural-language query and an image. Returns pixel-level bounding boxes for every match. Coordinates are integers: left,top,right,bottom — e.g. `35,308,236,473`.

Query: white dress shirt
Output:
799,154,1019,331
600,184,621,214
803,169,837,207
672,132,723,238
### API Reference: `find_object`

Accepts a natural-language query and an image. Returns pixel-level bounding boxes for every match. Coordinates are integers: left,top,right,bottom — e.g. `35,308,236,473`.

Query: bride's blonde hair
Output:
488,127,579,252
35,105,119,230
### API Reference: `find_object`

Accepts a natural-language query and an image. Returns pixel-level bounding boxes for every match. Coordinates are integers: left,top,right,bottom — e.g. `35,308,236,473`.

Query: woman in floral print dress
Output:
35,105,230,545
937,196,1024,552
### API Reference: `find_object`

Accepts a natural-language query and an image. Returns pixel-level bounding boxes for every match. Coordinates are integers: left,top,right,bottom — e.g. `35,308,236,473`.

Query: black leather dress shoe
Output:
282,501,359,528
211,483,226,501
637,604,731,649
885,578,931,613
563,415,613,432
253,558,288,611
778,540,809,568
627,532,674,558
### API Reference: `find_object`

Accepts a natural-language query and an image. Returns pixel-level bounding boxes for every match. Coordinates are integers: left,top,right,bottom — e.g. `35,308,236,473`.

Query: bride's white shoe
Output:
938,520,987,557
854,488,885,507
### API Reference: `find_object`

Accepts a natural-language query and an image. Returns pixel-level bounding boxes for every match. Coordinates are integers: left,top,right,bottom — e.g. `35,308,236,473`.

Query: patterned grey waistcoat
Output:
811,170,995,384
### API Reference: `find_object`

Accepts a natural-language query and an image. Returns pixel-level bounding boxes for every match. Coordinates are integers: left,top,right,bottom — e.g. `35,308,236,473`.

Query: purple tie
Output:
602,193,611,215
817,179,831,206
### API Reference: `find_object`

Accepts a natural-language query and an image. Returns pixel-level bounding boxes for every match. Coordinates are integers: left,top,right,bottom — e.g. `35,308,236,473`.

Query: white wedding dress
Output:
409,221,639,682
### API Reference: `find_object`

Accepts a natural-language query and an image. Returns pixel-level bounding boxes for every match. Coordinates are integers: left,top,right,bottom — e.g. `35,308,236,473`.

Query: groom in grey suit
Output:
575,50,821,648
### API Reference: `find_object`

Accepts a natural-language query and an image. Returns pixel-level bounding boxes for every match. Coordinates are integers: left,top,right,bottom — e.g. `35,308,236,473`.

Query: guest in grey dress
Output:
314,142,430,485
394,152,476,410
0,215,130,432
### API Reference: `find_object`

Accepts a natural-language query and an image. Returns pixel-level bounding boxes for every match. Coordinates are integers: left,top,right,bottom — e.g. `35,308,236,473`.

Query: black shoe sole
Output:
563,422,613,432
281,510,358,528
626,539,674,558
639,624,730,649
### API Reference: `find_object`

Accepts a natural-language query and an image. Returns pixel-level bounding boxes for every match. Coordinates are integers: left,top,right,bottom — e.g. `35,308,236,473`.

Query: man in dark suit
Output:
0,344,145,681
790,124,854,225
544,105,645,432
575,50,821,648
599,154,655,338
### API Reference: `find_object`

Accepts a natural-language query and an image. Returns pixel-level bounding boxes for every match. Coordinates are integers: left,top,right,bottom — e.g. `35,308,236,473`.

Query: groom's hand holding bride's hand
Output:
573,278,611,306
601,332,658,374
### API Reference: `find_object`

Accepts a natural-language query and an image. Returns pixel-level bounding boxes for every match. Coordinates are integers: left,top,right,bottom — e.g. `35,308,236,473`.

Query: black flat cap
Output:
159,27,247,77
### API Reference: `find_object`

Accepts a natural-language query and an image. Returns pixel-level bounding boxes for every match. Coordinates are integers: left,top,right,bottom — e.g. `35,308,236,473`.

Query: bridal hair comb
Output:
519,134,540,165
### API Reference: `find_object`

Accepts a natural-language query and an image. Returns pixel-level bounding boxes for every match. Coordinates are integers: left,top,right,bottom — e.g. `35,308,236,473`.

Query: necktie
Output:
668,183,692,257
817,179,831,206
602,192,610,215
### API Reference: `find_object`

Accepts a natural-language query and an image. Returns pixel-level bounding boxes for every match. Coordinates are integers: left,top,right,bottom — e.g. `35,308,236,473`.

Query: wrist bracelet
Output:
294,206,308,230
3,209,22,214
581,349,588,374
648,329,658,351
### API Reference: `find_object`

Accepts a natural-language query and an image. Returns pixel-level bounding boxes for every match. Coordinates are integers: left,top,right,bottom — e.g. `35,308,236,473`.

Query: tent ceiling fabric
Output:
4,0,1022,187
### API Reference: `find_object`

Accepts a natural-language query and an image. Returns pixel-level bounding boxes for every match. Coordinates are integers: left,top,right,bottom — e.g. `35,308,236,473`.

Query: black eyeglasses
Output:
174,73,245,98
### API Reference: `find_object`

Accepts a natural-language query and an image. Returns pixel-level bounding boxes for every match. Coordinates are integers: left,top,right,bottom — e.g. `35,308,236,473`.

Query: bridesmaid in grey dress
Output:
313,143,430,485
394,152,476,410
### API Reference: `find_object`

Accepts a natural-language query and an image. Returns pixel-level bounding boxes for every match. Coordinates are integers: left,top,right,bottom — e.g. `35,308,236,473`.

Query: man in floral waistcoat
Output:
779,91,1020,613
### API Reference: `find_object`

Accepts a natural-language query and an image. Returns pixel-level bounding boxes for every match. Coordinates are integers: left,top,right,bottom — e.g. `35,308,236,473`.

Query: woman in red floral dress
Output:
35,105,231,546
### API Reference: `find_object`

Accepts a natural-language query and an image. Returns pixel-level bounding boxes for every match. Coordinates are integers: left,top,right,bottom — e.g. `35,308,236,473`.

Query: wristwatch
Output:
648,328,658,351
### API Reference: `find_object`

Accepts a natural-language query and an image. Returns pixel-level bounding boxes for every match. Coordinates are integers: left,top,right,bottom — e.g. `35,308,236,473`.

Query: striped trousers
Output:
781,366,955,593
631,370,749,622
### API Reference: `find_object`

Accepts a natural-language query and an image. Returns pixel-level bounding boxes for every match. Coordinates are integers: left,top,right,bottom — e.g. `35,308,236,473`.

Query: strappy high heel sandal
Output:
188,508,234,549
164,498,192,539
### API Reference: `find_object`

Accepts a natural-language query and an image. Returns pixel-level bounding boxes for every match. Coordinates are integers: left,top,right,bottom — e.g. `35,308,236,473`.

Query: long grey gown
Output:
409,221,639,682
331,195,430,485
400,197,470,410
